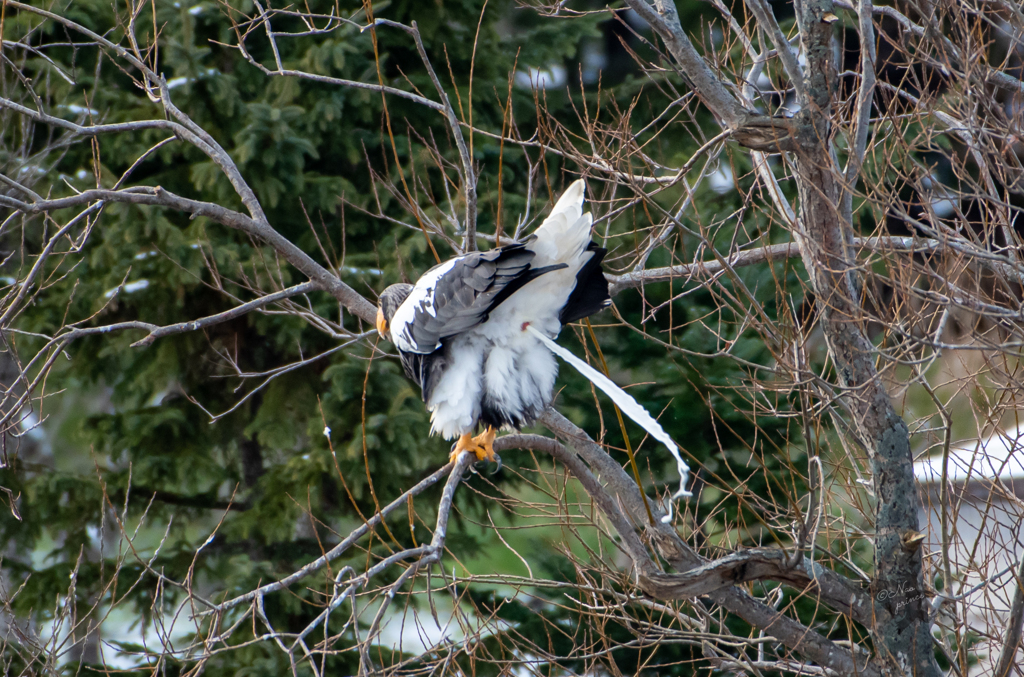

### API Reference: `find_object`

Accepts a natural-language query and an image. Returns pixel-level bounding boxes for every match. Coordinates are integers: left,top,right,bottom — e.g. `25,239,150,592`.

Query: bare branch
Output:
994,554,1024,677
535,411,881,677
832,0,1024,95
408,21,477,250
0,186,376,323
0,95,188,138
621,0,747,128
742,0,808,103
640,547,885,629
209,460,460,614
840,0,877,225
130,282,320,347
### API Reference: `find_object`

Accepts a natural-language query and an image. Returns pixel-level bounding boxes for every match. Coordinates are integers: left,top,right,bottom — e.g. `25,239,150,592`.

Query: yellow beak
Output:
375,307,389,337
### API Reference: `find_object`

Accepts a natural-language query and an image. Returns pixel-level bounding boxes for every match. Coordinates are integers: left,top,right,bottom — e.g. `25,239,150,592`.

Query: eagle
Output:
375,181,693,499
375,180,610,465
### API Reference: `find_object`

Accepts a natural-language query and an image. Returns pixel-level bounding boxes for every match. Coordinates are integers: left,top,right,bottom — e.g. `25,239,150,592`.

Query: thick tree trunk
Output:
789,0,939,672
790,145,937,675
625,0,943,672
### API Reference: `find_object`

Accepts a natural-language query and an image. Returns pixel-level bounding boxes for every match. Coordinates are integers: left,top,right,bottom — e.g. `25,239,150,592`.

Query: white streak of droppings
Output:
526,325,691,499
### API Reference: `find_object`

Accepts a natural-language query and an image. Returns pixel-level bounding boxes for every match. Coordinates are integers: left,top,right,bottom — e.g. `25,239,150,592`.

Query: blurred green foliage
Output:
0,0,862,674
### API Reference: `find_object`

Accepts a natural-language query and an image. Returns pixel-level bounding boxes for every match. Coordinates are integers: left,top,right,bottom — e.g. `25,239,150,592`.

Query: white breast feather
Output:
482,332,557,422
426,336,484,439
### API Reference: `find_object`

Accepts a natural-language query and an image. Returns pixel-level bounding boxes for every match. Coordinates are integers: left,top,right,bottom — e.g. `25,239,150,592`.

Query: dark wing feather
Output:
399,243,566,353
559,242,611,324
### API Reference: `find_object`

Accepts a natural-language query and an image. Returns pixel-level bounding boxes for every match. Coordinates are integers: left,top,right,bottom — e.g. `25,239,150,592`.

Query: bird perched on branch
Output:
376,180,693,499
376,180,610,464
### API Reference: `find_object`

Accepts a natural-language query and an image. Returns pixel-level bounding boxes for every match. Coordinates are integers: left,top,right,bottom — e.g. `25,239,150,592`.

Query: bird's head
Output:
376,283,414,339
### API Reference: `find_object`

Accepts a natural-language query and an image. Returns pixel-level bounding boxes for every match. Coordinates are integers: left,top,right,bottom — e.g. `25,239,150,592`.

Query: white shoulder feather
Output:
389,259,457,353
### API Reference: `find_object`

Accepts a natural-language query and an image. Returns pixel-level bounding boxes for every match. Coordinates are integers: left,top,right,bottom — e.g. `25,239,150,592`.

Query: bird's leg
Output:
449,432,480,464
448,428,498,466
470,426,498,463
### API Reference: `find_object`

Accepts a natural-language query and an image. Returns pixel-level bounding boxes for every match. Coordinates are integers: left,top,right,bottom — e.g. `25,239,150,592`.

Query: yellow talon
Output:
449,427,499,464
449,432,479,464
471,426,498,463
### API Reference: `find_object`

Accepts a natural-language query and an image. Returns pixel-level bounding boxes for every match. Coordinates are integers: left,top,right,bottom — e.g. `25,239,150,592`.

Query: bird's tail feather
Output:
531,180,592,264
526,325,692,500
541,179,585,230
